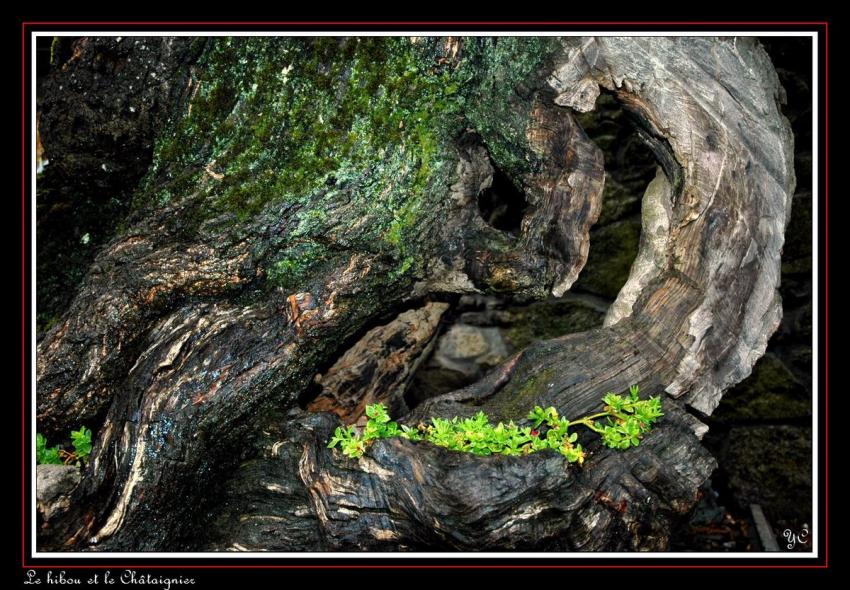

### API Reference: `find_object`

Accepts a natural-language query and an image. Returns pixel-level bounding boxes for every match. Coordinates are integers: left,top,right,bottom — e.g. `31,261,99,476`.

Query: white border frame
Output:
29,29,821,560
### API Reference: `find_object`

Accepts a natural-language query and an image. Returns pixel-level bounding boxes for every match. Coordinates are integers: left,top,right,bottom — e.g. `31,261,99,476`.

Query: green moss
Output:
457,37,560,181
140,39,455,230
502,300,605,351
571,217,642,299
397,255,415,275
134,37,561,290
267,240,329,292
713,354,810,423
497,367,558,419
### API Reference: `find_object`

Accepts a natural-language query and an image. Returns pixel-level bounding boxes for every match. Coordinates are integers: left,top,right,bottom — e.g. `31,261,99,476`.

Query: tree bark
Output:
36,36,794,551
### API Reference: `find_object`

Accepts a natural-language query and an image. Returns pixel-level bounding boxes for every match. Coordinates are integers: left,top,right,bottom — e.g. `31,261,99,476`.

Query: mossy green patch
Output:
267,240,329,292
140,38,460,216
501,299,605,351
496,366,558,420
571,216,642,299
713,354,810,423
135,37,560,290
456,37,559,182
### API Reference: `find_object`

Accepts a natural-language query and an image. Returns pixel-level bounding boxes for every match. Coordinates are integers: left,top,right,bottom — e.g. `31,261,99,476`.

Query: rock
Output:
409,323,510,404
408,367,477,407
411,294,608,403
430,324,508,377
37,464,81,522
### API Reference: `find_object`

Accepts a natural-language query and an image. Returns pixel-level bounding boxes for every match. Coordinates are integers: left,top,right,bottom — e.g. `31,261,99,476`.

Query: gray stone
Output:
430,324,509,377
494,295,606,352
37,464,80,522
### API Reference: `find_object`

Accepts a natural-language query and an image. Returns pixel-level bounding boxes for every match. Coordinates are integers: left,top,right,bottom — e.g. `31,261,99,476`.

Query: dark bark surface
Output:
35,36,794,552
36,37,205,336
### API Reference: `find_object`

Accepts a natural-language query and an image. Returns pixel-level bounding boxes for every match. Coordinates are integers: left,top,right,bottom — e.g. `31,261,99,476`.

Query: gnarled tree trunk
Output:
35,35,794,552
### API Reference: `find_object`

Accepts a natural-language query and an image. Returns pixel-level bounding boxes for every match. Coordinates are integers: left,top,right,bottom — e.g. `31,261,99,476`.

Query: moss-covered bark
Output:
132,37,560,290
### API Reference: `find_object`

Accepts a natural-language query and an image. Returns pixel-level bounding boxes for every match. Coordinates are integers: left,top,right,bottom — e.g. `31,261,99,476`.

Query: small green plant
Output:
328,403,421,458
70,427,93,460
36,427,93,467
36,433,62,465
327,385,663,464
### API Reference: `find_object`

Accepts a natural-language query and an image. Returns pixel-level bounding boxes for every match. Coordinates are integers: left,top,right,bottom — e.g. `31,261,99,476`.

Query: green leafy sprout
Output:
328,385,663,463
36,427,93,467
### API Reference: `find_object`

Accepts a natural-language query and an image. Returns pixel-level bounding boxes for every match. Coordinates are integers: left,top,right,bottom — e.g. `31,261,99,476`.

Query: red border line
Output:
21,20,828,571
823,20,829,569
21,21,28,571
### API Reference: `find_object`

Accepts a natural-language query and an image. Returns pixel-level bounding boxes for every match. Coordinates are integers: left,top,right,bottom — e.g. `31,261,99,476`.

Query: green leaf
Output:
41,447,62,465
602,393,625,412
365,403,390,424
327,428,344,448
400,425,422,441
71,426,93,460
325,385,660,465
527,406,548,428
36,433,62,465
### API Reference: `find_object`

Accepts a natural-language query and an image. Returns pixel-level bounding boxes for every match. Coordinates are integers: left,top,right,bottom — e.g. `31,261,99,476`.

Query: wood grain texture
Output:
307,302,449,423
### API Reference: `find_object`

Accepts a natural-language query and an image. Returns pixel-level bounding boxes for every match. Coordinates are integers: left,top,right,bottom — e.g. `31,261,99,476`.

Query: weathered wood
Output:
307,301,449,423
208,404,714,551
35,35,793,552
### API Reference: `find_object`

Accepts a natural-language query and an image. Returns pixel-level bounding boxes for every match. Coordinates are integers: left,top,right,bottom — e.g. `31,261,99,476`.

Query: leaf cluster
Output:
595,385,664,450
36,427,93,467
424,408,585,462
328,385,661,465
327,404,421,458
